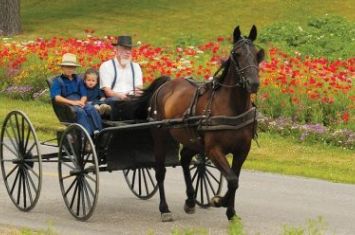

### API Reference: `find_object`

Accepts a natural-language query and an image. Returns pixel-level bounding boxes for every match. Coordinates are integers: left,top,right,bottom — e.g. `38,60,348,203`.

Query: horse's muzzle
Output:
246,81,259,93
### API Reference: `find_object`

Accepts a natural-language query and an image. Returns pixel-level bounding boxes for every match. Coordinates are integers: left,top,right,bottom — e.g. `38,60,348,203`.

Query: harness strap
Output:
111,59,117,90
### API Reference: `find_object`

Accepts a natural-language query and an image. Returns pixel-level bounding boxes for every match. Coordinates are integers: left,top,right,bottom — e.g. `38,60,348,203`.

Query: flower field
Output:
0,32,354,132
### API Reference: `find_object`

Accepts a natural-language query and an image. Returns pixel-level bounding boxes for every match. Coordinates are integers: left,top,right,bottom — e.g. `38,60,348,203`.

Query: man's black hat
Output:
112,35,133,48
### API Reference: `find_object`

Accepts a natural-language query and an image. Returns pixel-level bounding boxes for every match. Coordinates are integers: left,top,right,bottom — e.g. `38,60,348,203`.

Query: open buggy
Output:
0,77,223,221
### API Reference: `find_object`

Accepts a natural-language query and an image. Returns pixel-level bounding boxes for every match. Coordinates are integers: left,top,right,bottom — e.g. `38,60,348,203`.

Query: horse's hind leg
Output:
180,147,197,214
153,129,173,222
207,147,240,220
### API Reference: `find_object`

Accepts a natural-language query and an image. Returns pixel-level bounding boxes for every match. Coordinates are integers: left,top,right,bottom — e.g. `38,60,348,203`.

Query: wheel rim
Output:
0,110,42,211
123,167,158,200
190,154,223,207
58,124,99,221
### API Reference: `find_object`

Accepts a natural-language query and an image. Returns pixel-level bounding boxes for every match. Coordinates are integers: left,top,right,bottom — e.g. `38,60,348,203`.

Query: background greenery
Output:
0,0,354,184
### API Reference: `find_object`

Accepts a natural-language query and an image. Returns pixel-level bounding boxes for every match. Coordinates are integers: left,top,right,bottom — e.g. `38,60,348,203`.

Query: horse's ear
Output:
257,48,265,63
233,26,242,43
248,25,257,41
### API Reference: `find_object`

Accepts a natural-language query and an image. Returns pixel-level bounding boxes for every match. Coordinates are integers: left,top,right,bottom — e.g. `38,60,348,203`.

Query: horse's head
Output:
229,25,264,93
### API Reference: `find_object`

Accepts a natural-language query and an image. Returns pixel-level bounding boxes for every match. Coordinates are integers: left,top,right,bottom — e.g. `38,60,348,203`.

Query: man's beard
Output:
119,58,131,66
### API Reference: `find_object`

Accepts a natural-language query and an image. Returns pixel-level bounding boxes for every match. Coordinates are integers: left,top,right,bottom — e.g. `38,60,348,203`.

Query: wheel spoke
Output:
145,168,156,188
83,177,95,198
83,152,92,168
17,170,22,205
14,114,23,149
2,142,18,157
64,178,77,197
76,178,81,216
189,165,197,171
203,177,210,204
23,169,27,209
5,128,19,154
81,180,86,217
66,138,79,166
23,126,31,152
23,163,39,179
26,143,36,156
5,165,19,180
142,168,149,196
61,161,76,170
205,171,217,195
124,169,130,177
26,169,37,193
82,178,92,210
85,174,96,183
191,168,199,182
9,118,20,146
24,170,34,205
62,174,75,180
200,172,204,204
205,168,220,184
69,181,79,209
194,173,200,198
131,169,136,189
138,169,142,196
10,169,20,196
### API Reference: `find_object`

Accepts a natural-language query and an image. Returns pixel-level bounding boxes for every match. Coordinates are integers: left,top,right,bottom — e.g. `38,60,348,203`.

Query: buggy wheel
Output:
58,124,99,221
123,167,158,200
0,110,42,211
190,153,223,208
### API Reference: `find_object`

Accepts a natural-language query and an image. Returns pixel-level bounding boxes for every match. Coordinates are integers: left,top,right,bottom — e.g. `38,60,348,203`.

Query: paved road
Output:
0,145,355,235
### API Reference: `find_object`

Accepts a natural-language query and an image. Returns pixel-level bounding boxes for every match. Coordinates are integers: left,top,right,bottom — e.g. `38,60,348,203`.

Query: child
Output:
83,68,111,116
50,53,102,136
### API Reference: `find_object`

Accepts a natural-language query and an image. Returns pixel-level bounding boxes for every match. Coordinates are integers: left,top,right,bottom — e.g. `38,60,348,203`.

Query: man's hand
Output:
117,92,128,100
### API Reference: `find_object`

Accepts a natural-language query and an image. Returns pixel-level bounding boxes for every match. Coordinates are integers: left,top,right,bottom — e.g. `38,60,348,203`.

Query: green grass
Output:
1,95,354,184
13,0,355,45
247,133,355,184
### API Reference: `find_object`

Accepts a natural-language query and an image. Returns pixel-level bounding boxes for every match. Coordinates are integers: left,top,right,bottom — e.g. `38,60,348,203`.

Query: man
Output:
50,53,102,135
99,35,143,100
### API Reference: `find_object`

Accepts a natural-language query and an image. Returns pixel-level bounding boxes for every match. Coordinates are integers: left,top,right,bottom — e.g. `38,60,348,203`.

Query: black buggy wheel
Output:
123,167,158,200
190,154,223,208
58,124,99,221
0,110,42,211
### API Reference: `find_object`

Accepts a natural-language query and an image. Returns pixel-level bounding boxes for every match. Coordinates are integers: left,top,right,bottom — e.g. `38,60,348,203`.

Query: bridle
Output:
212,38,259,89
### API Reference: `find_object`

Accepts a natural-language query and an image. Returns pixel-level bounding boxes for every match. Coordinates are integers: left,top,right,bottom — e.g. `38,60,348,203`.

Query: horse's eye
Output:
232,51,240,57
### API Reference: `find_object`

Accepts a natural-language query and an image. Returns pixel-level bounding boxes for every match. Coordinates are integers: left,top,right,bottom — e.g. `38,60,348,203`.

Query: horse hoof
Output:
209,196,223,207
161,212,173,222
184,204,196,214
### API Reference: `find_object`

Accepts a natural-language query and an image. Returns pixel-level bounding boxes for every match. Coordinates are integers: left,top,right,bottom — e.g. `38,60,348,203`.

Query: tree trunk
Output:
0,0,21,36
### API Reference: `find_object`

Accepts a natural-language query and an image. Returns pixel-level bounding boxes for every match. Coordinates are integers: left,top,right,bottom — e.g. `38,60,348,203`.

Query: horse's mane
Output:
206,58,231,90
110,76,171,120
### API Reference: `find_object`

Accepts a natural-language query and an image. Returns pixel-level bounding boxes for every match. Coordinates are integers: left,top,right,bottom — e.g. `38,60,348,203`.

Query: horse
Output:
147,25,265,221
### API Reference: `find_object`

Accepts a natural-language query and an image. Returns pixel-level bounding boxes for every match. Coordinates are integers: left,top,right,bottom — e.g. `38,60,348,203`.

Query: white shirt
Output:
99,58,143,94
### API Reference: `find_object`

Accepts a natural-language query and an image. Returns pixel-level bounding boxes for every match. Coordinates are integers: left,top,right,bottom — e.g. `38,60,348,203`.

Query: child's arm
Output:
55,96,84,107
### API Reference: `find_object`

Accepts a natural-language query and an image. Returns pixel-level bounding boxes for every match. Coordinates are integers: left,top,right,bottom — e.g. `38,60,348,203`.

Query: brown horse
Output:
148,25,265,221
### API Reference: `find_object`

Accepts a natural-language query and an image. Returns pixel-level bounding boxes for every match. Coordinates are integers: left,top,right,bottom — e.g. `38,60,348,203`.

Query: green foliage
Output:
228,218,245,235
259,15,355,60
283,217,327,235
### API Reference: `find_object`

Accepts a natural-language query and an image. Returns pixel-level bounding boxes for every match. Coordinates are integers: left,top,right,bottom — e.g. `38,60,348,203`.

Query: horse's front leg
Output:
207,147,241,220
180,147,197,214
153,130,173,222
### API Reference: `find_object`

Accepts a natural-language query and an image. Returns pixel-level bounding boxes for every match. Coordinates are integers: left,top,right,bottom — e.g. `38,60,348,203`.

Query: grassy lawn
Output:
1,96,354,184
13,0,355,45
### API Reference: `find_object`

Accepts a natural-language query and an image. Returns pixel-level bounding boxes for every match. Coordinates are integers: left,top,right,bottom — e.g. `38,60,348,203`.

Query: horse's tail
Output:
134,76,171,119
